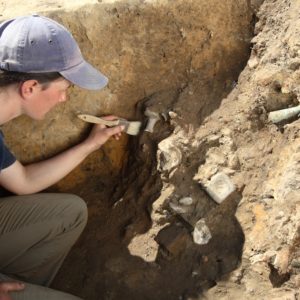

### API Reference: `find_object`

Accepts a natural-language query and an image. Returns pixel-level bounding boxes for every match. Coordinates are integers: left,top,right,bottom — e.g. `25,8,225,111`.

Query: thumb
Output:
0,282,25,292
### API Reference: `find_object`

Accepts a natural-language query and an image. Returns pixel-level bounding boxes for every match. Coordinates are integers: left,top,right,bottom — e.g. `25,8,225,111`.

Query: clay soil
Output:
1,0,300,299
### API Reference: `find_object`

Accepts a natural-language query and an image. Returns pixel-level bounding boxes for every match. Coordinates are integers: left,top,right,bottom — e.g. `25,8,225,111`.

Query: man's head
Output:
0,14,108,120
0,14,108,90
0,70,72,120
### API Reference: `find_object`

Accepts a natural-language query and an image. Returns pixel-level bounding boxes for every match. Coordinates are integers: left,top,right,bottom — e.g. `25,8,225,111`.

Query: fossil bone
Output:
268,104,300,123
144,108,160,133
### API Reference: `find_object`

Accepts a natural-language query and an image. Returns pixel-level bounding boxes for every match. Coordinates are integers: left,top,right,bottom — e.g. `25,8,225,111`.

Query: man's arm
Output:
0,122,123,195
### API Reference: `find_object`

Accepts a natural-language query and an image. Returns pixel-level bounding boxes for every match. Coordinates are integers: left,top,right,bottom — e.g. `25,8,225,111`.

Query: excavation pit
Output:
1,1,264,299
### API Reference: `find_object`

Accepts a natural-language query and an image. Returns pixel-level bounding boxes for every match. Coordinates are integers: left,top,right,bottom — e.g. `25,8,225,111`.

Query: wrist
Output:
79,139,100,156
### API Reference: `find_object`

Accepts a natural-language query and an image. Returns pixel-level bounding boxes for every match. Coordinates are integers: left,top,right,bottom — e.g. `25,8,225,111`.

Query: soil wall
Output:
0,1,282,300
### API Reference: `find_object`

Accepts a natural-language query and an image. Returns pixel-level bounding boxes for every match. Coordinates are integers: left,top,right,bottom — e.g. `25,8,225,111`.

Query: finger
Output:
93,123,106,130
0,282,25,292
104,125,124,137
113,131,122,140
100,115,119,121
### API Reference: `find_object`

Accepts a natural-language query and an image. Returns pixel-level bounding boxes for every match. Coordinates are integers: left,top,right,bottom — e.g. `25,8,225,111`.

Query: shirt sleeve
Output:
0,131,16,171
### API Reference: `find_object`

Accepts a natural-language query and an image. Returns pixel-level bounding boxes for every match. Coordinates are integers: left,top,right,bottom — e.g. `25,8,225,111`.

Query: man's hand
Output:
83,115,124,153
0,281,25,300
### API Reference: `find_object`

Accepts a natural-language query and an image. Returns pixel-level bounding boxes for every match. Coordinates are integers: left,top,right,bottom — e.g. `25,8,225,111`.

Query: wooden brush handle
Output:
78,114,120,127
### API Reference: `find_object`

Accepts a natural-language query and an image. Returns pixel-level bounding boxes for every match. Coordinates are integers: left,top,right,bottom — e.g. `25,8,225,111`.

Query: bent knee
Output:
63,194,88,228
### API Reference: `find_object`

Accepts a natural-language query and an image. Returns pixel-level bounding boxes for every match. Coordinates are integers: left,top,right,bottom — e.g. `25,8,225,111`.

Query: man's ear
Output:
19,80,40,99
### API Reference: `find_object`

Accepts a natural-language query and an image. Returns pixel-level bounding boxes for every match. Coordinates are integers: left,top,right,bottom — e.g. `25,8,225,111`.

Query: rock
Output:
293,275,300,288
273,246,291,274
193,219,212,245
169,197,194,214
291,259,300,268
169,201,190,214
157,139,182,173
169,111,178,119
179,197,194,206
248,56,259,69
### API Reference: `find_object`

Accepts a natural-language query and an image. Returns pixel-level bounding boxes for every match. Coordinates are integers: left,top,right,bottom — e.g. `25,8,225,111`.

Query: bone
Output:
144,108,160,133
268,104,300,123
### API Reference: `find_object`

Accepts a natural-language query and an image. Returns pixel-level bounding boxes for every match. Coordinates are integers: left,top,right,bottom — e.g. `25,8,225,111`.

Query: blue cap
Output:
0,14,108,90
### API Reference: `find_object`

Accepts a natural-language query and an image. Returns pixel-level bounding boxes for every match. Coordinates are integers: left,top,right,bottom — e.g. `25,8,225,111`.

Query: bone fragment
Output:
144,108,160,133
268,104,300,124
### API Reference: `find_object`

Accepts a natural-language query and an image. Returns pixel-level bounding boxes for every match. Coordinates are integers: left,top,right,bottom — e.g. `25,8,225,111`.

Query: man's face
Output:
22,78,72,120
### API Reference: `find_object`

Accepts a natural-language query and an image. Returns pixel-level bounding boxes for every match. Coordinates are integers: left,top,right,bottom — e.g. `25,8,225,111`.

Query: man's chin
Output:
29,114,46,121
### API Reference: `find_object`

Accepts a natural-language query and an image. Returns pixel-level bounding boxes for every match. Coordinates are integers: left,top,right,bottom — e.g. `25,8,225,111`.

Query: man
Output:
0,15,123,299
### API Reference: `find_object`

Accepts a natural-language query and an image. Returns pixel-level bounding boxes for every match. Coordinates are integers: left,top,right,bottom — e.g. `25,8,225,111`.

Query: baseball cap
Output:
0,14,108,90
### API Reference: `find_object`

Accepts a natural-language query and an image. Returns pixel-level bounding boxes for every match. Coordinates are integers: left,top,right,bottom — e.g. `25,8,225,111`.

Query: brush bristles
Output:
119,120,142,135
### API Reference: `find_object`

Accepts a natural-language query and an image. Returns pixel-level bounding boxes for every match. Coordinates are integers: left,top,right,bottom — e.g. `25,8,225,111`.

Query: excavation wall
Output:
0,1,285,300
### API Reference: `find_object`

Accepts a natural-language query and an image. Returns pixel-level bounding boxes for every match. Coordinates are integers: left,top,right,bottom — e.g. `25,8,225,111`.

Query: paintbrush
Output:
78,114,141,136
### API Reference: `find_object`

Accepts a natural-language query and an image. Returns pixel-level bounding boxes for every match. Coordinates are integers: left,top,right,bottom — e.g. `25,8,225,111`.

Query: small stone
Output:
179,197,193,206
157,139,182,172
206,134,220,142
248,56,259,69
294,275,300,287
168,111,178,119
274,246,290,274
192,270,199,277
275,211,285,220
193,219,212,245
169,201,190,214
221,128,232,136
281,85,290,94
291,259,300,268
289,59,300,70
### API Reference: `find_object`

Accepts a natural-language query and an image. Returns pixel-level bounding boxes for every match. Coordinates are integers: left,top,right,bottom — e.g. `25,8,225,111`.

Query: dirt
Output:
1,0,300,299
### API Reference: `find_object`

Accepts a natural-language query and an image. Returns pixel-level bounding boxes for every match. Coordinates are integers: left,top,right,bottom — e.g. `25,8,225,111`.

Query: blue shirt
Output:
0,131,16,171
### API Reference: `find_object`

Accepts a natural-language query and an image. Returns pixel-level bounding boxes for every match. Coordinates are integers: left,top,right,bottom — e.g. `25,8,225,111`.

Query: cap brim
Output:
60,60,108,90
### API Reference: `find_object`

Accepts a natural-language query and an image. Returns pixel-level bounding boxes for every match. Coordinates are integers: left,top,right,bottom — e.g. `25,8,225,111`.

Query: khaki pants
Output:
0,193,88,299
